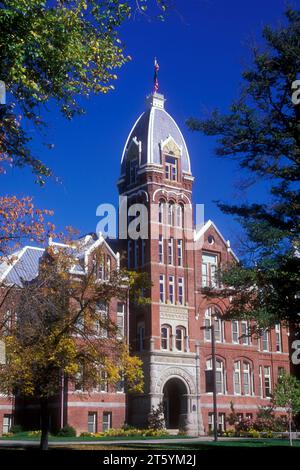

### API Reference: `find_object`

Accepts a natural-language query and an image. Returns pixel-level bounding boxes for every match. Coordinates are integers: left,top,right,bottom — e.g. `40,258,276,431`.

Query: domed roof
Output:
120,93,191,175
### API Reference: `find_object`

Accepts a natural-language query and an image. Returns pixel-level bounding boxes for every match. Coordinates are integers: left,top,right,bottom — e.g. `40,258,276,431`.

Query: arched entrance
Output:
163,378,188,429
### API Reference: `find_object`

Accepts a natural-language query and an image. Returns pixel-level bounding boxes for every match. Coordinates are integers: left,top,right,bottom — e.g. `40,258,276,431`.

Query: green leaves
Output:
187,8,300,328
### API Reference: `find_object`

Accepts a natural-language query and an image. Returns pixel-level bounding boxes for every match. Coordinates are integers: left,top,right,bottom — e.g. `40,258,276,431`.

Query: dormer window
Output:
165,153,177,181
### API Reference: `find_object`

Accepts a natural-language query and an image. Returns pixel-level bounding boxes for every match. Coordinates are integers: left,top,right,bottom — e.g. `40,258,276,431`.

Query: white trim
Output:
0,246,44,282
194,220,239,262
120,112,144,167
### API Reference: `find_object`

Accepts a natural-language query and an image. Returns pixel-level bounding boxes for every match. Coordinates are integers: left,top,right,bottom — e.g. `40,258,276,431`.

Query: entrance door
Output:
163,378,188,429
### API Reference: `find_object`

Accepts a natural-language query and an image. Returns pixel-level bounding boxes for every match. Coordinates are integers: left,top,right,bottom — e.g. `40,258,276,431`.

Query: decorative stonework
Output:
154,366,197,395
160,305,188,321
161,136,182,157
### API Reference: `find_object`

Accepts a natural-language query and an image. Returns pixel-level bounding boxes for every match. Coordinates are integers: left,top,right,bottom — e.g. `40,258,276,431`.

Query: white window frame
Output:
232,320,239,344
262,330,269,351
177,239,183,267
159,274,165,303
264,366,272,398
233,361,241,395
175,326,185,351
178,277,184,305
275,324,282,352
168,237,174,265
159,235,164,264
117,302,125,338
241,321,250,345
102,412,112,432
88,411,97,433
243,362,251,395
169,275,175,304
161,325,171,350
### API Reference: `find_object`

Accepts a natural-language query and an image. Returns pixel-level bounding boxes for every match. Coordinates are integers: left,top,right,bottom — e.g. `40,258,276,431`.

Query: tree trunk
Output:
40,398,49,450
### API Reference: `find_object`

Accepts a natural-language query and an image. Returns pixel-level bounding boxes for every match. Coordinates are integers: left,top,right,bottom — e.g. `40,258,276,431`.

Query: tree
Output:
272,372,300,445
0,242,145,450
187,8,300,330
0,0,168,182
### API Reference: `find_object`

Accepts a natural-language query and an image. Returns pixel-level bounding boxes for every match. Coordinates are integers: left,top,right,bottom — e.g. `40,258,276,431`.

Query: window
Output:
88,412,97,433
158,200,165,224
116,373,124,393
99,371,108,393
208,412,214,432
98,260,104,281
176,204,183,227
102,412,112,432
117,303,125,338
202,253,218,288
165,154,177,181
243,362,251,395
259,366,263,398
168,202,174,226
206,358,225,394
218,413,226,432
96,301,108,338
275,324,282,352
129,158,138,184
232,321,239,344
204,307,223,343
168,238,174,265
134,240,139,269
246,413,253,420
262,330,269,351
264,366,272,397
177,239,183,266
161,325,171,350
137,323,145,351
74,366,84,391
159,274,165,303
278,367,285,380
169,275,174,304
159,235,164,263
2,415,12,434
234,361,241,395
178,277,184,305
175,327,185,351
127,240,132,269
241,321,250,345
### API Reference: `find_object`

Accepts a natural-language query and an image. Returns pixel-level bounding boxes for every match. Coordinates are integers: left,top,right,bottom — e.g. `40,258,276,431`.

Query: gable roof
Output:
194,219,239,262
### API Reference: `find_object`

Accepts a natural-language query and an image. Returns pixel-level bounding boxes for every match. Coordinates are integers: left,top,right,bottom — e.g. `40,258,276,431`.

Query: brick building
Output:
0,90,291,436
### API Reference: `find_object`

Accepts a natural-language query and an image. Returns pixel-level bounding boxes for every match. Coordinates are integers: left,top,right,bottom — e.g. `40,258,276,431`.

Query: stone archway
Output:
163,377,188,429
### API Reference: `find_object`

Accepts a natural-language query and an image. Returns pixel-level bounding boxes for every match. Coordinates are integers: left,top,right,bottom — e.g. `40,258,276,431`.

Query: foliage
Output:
56,424,76,437
0,242,145,449
147,402,166,430
10,424,23,434
79,427,168,438
187,8,300,329
272,373,300,418
0,0,168,182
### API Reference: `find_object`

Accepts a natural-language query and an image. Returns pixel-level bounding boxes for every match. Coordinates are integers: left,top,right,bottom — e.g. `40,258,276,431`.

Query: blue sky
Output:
2,0,298,255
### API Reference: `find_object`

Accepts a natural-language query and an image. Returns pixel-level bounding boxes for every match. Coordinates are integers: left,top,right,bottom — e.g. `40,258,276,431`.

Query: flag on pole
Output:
154,58,159,93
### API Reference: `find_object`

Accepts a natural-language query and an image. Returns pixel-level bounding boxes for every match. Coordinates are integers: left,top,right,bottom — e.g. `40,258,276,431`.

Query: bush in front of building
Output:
9,424,23,434
79,427,169,438
56,424,76,437
147,402,166,430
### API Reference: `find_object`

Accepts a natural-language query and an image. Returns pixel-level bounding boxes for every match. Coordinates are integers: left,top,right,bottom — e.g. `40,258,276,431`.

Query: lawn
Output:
0,432,190,442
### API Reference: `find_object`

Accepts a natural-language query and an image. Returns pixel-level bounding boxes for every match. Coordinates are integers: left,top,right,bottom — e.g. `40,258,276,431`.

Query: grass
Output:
0,432,190,442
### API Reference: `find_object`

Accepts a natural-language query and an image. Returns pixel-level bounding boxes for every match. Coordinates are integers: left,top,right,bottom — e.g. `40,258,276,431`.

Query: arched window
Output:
168,202,174,226
176,204,184,228
206,358,225,394
233,361,241,395
175,326,186,351
204,307,224,343
158,199,165,224
243,362,252,395
161,324,171,350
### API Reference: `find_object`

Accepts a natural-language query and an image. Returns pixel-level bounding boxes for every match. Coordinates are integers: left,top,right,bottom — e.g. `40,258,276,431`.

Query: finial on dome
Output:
154,58,159,93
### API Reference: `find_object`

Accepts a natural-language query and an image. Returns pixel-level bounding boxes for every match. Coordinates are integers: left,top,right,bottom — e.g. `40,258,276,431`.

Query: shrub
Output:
10,424,23,434
28,430,42,437
79,428,169,438
56,424,76,437
147,402,165,430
